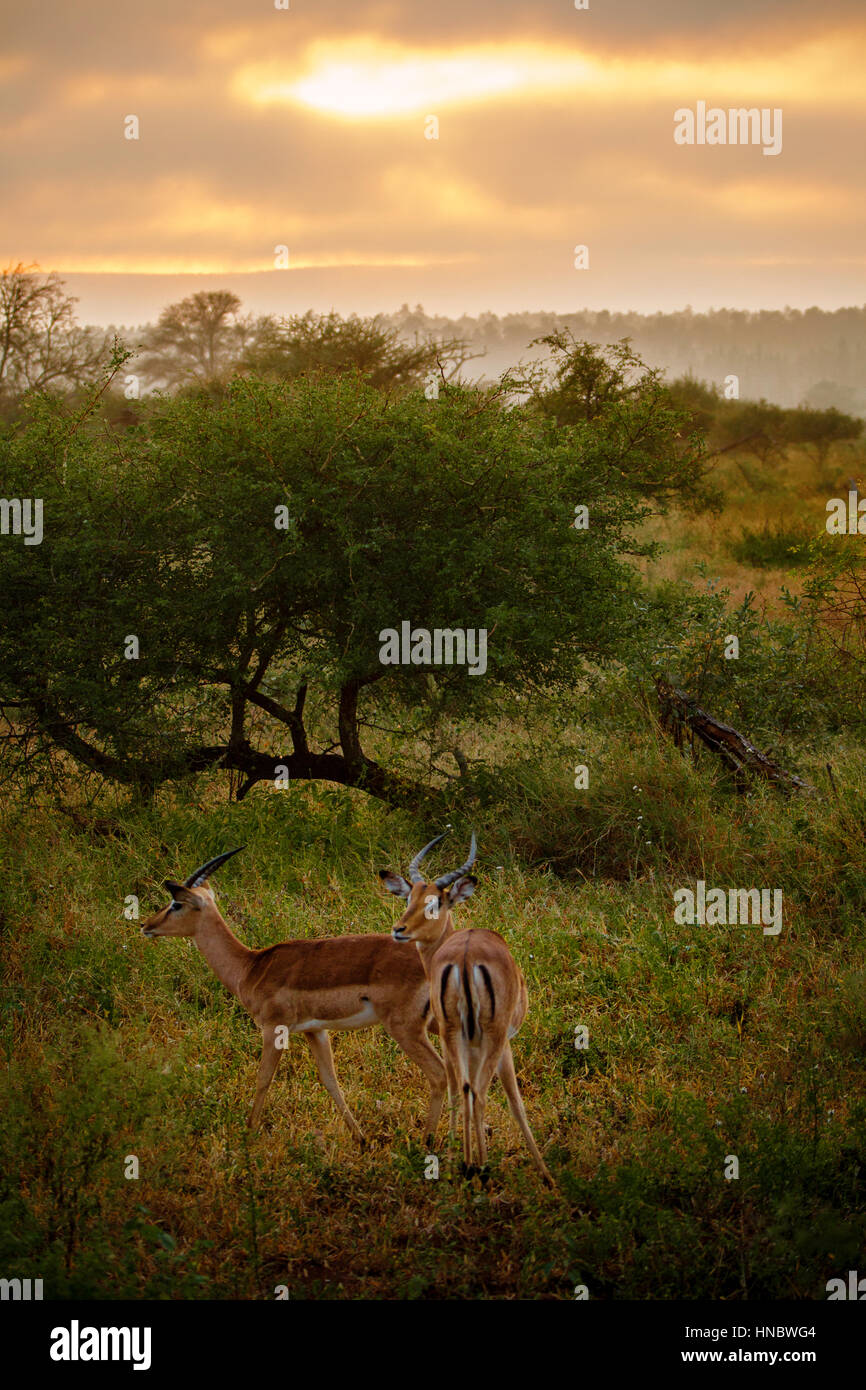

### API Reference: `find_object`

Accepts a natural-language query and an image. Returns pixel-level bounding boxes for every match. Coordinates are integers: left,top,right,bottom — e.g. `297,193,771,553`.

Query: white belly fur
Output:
293,1000,379,1033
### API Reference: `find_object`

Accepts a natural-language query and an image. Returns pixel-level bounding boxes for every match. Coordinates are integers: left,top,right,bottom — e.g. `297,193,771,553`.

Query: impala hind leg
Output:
443,1053,460,1139
439,1025,473,1168
468,1046,502,1170
303,1029,365,1145
249,1025,283,1130
457,1054,475,1171
496,1041,555,1187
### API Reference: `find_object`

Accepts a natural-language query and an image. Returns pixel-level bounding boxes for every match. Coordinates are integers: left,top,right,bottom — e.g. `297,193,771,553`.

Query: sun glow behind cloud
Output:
233,34,866,119
233,42,589,117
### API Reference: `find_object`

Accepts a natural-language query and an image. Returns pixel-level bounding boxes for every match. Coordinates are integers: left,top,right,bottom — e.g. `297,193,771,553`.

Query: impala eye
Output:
169,902,182,912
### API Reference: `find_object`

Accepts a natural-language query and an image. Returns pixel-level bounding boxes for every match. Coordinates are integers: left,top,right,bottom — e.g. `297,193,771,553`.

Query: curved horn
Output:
185,846,245,889
407,831,450,884
435,832,477,889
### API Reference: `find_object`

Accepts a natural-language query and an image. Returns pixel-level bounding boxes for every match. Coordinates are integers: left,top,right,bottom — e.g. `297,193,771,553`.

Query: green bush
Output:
729,521,814,569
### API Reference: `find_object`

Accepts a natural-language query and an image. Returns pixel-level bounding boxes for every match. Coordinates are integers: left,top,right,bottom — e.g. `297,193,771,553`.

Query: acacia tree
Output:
0,263,109,408
137,290,254,389
521,332,715,507
779,405,862,466
241,309,477,392
0,349,705,804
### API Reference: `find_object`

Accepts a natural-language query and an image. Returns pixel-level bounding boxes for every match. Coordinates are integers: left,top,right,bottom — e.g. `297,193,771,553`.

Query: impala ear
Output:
379,870,412,898
164,880,197,905
447,874,477,906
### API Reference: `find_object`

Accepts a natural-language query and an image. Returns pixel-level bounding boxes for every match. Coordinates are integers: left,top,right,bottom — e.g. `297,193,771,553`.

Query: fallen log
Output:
655,676,814,794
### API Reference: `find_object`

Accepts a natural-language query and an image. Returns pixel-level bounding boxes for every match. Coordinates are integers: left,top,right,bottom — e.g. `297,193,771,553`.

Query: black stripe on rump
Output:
439,964,454,1018
478,963,496,1019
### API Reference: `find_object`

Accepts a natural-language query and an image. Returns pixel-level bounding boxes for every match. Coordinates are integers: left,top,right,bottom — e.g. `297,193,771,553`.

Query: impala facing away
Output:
380,833,554,1186
140,849,446,1145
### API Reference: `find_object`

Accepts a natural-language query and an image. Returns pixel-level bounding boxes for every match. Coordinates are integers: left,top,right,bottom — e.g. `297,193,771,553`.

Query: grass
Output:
1,760,865,1300
640,443,848,606
1,439,865,1300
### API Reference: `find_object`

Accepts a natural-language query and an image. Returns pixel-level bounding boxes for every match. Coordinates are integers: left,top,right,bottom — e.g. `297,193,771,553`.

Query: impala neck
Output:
193,906,253,1000
415,911,456,977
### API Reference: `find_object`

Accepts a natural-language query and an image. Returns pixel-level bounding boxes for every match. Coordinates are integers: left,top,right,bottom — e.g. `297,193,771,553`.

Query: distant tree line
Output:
3,264,865,421
0,266,477,417
665,376,862,467
382,303,866,416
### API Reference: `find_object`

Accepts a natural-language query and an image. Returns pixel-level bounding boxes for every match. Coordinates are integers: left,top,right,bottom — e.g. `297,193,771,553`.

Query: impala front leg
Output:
382,1017,447,1149
249,1024,284,1130
304,1029,366,1145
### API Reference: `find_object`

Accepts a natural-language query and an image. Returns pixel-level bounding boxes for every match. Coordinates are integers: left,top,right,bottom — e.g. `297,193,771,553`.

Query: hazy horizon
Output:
49,272,866,330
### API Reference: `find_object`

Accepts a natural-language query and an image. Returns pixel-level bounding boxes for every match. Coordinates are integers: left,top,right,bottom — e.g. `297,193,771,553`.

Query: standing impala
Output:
140,848,446,1145
380,833,554,1186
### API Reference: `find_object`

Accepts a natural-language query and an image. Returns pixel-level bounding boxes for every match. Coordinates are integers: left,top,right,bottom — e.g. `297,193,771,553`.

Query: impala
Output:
140,848,446,1144
380,833,554,1186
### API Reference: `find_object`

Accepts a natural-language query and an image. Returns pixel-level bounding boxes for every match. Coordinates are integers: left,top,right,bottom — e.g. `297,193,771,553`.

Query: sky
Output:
2,0,864,323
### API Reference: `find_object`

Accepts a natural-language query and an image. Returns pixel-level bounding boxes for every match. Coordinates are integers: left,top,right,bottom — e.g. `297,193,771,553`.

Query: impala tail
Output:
439,957,496,1049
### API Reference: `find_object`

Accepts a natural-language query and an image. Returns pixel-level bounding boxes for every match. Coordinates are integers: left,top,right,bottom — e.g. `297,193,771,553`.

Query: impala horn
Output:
434,832,477,889
185,846,245,889
407,832,450,884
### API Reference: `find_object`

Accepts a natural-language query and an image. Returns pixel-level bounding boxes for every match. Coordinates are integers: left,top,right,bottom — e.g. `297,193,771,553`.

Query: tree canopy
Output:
0,263,110,410
0,341,705,804
240,309,476,393
136,290,254,389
